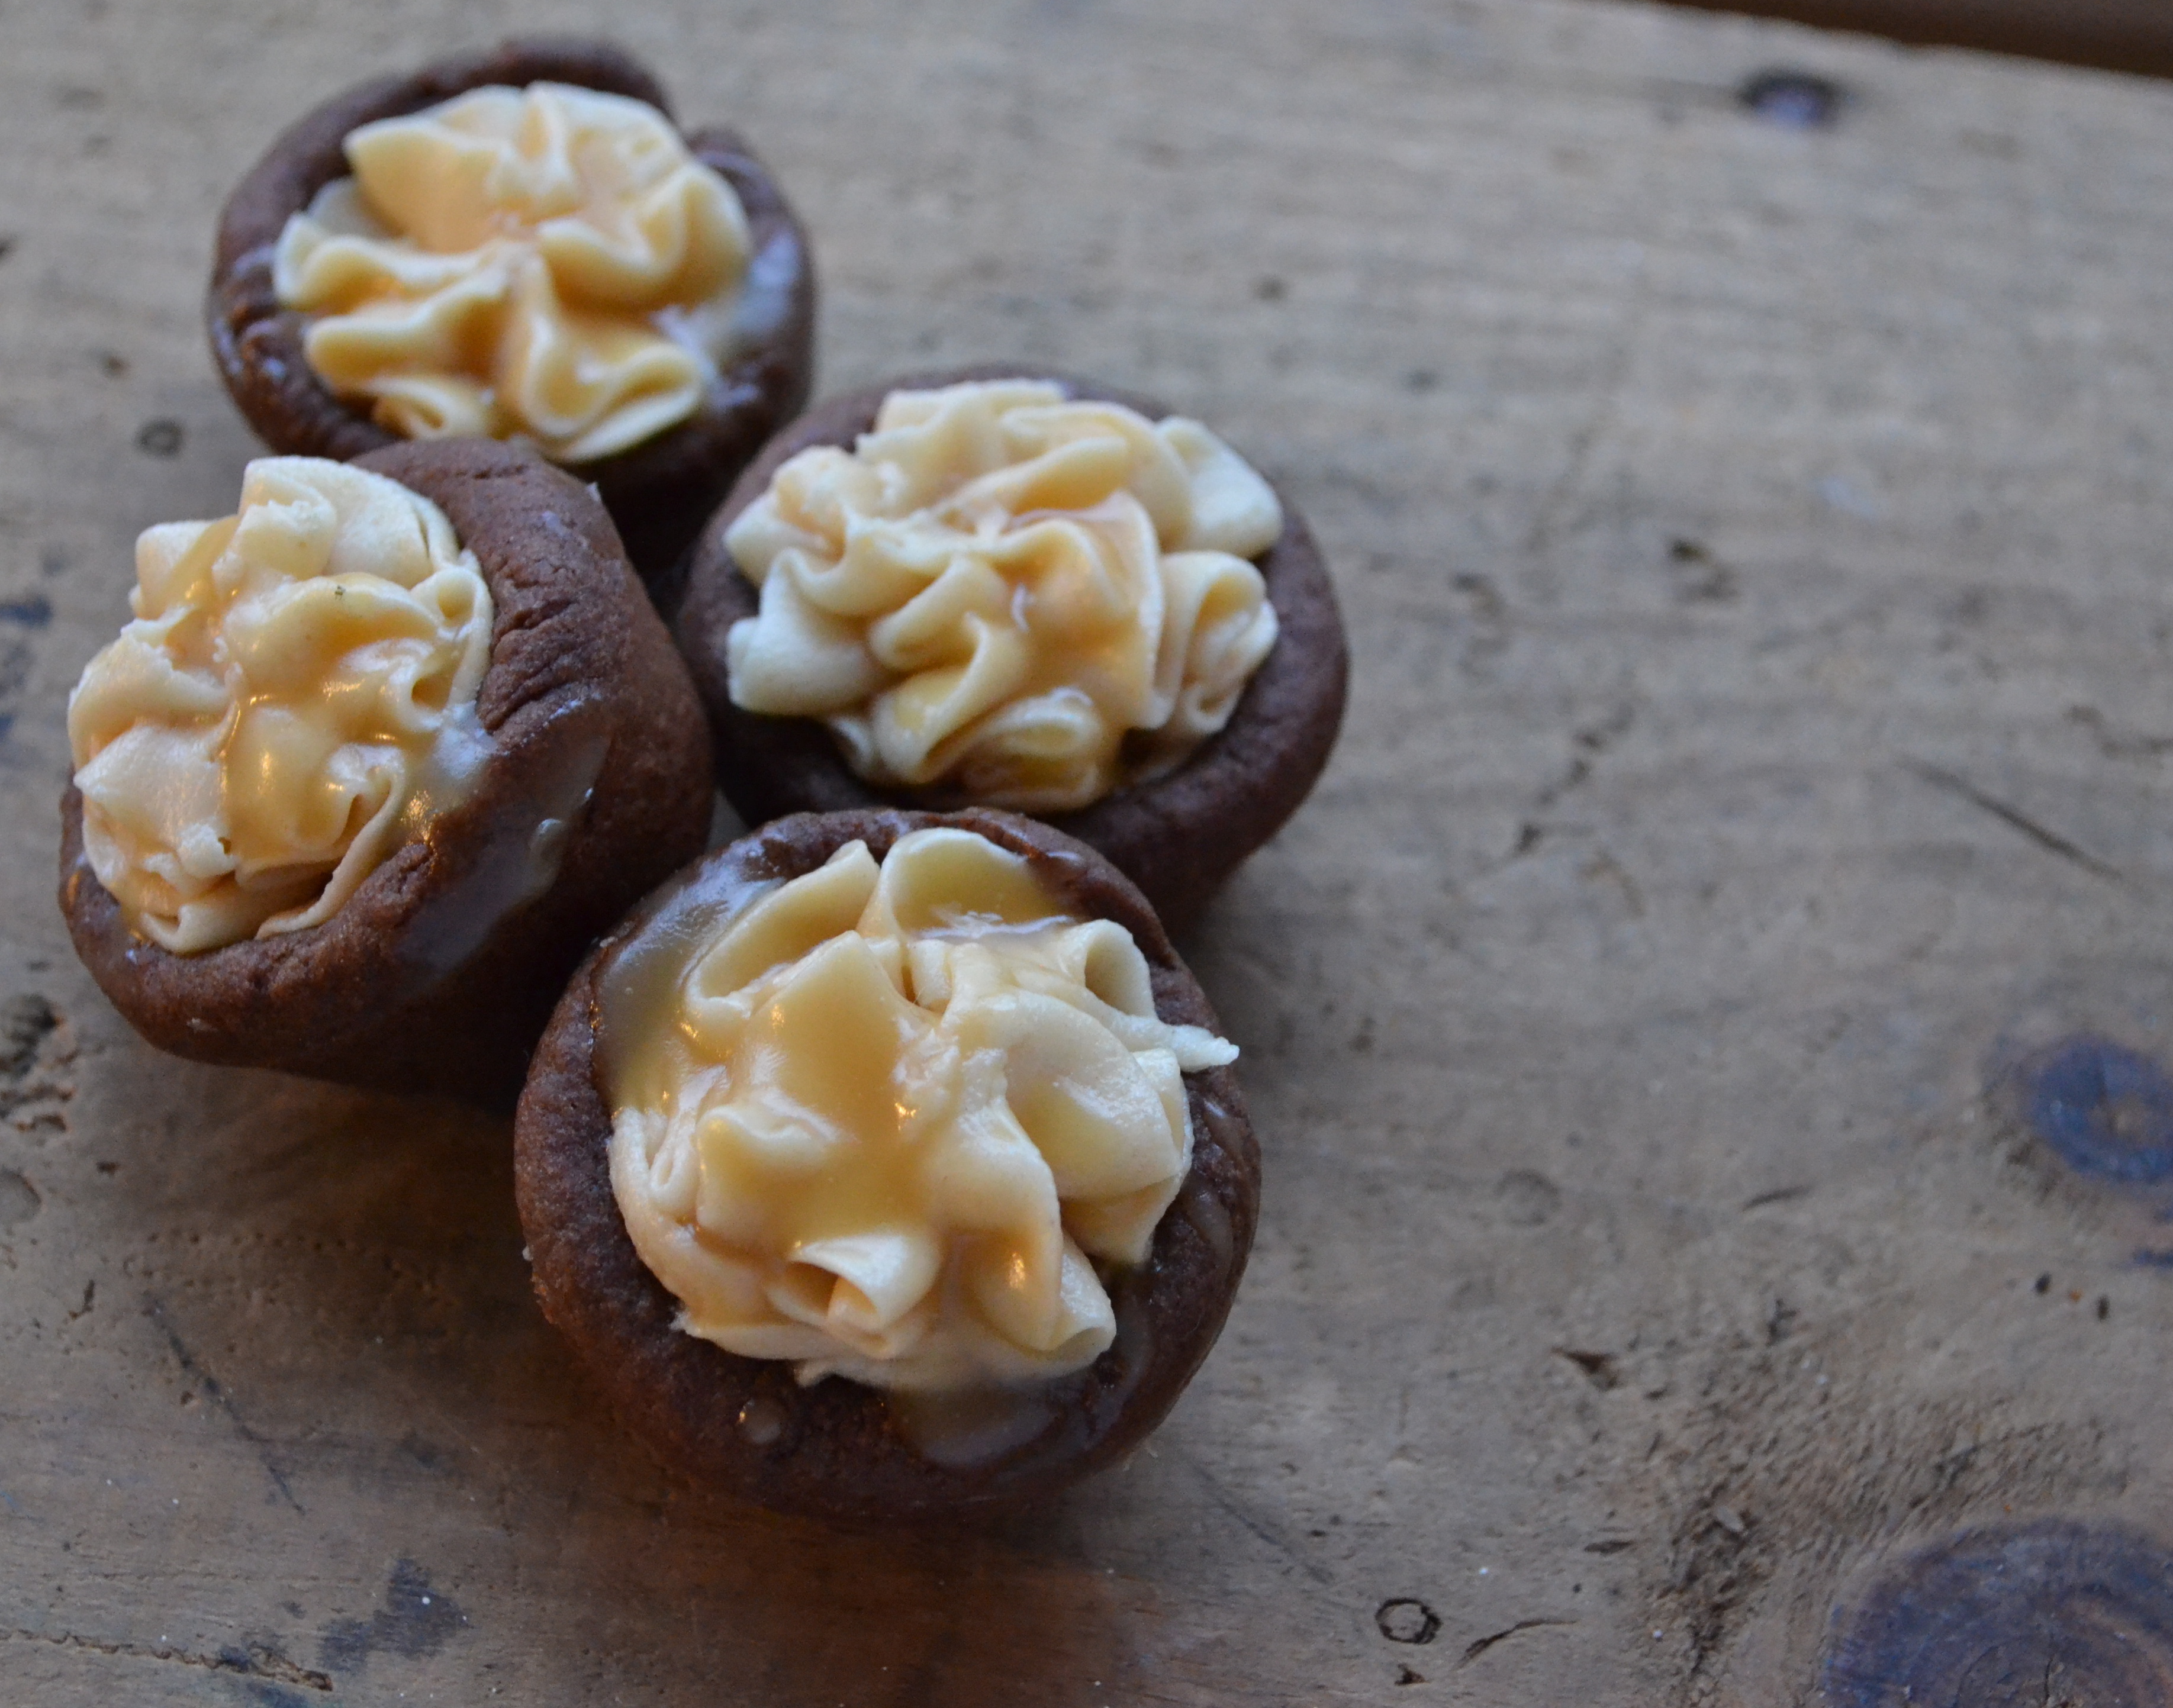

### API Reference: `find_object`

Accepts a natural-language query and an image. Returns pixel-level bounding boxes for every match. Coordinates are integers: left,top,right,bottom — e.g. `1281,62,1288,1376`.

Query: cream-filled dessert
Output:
273,81,751,463
601,826,1239,1392
67,457,492,953
722,380,1284,811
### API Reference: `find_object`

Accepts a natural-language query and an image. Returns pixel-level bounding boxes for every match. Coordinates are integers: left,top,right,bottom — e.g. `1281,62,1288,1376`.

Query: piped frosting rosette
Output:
67,458,493,953
275,82,751,463
723,381,1285,811
605,827,1240,1391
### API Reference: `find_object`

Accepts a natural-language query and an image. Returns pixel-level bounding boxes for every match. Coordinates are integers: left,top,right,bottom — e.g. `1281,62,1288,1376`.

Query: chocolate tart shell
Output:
674,366,1348,930
207,36,817,594
59,439,714,1107
512,807,1259,1522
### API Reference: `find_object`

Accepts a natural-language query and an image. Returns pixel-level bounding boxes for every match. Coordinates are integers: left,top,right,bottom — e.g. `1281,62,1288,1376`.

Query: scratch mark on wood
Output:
146,1297,304,1513
1459,1617,1576,1665
1901,758,2122,882
1180,1457,1334,1584
1522,279,1646,565
1533,704,1637,813
1741,1184,1811,1210
2066,704,2173,763
0,1626,331,1691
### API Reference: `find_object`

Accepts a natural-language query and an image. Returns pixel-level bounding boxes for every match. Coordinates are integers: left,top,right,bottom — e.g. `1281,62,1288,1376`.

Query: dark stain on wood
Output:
0,995,57,1081
317,1559,469,1678
1821,1518,2173,1705
1737,69,1847,130
2011,1035,2173,1186
1497,1168,1563,1226
1555,1348,1622,1390
133,418,182,457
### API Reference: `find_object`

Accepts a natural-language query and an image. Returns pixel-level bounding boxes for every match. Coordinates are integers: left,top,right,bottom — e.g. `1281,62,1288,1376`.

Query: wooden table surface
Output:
7,1,2173,1703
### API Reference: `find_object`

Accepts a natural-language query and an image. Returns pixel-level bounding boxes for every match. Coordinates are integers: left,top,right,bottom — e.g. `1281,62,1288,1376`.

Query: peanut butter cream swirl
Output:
67,458,493,954
724,381,1285,811
274,83,751,463
604,829,1240,1393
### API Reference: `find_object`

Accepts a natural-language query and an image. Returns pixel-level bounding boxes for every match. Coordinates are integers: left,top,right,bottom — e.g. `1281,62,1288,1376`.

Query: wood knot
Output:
2013,1035,2173,1185
1822,1518,2173,1706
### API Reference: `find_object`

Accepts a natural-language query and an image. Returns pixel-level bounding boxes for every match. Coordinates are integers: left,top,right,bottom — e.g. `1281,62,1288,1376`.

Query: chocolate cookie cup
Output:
60,439,713,1106
674,366,1348,930
513,807,1258,1521
207,36,816,594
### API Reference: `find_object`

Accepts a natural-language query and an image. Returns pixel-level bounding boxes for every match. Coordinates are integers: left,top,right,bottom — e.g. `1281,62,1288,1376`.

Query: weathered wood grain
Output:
4,0,2173,1701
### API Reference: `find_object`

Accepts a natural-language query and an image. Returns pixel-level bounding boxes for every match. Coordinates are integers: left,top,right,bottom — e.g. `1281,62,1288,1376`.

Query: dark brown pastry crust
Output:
513,807,1259,1521
674,366,1348,929
206,36,817,593
58,439,714,1107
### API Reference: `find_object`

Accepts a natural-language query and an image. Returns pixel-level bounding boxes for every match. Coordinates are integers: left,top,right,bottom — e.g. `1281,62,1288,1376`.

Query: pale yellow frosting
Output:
723,381,1284,811
67,458,494,953
604,828,1238,1392
273,82,751,463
